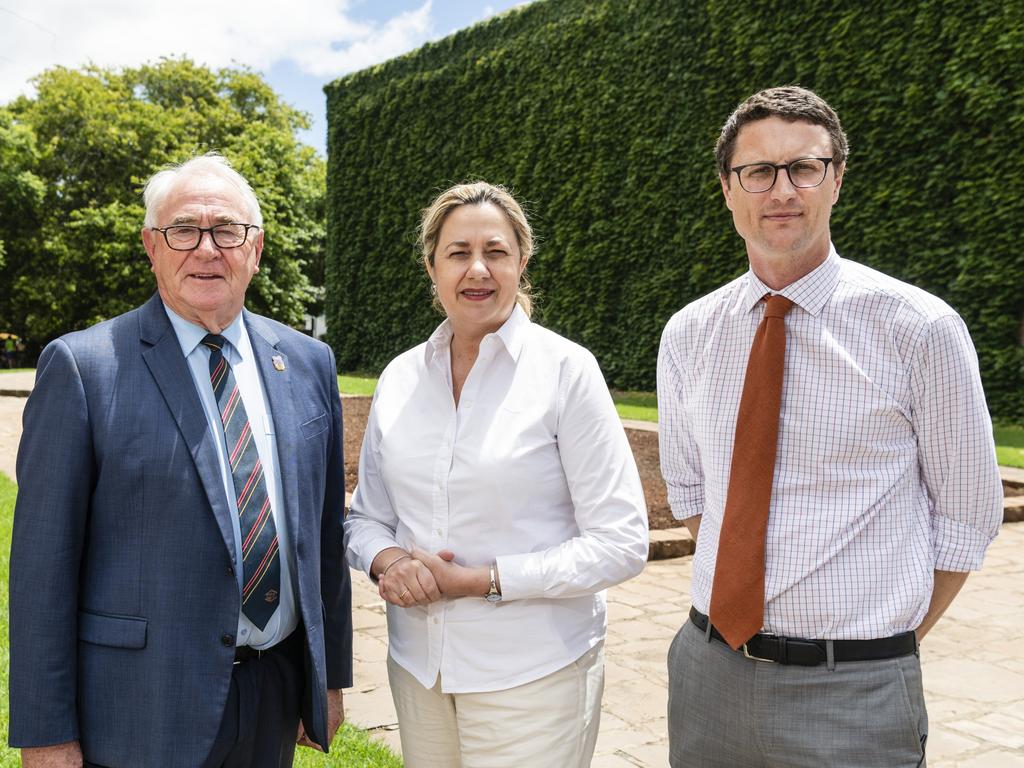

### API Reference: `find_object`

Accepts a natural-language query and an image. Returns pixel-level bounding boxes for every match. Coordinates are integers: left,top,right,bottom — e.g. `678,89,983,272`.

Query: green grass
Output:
0,474,401,767
0,368,33,374
338,374,378,397
0,474,14,768
994,422,1024,469
295,723,402,767
611,390,658,423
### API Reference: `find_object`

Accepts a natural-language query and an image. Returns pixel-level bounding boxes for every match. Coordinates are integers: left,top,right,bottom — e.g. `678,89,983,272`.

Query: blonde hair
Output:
418,181,534,317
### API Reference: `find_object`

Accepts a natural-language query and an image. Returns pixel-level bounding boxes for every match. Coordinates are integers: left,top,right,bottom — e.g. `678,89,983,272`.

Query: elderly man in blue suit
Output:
8,153,352,767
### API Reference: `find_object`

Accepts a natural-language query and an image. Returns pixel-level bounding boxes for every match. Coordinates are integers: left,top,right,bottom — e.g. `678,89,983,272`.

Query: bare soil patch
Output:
342,396,678,530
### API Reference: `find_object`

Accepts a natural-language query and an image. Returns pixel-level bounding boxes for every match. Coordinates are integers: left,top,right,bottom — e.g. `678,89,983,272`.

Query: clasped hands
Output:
373,546,490,607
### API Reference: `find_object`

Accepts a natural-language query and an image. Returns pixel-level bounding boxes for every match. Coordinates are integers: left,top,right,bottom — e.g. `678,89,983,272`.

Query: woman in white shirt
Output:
344,181,648,768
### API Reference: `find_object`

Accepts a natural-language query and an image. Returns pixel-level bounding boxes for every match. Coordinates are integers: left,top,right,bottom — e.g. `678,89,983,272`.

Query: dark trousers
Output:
202,629,305,768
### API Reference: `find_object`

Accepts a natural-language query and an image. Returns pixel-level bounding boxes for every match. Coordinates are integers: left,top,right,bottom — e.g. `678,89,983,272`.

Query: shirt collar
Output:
492,304,529,361
424,304,531,366
162,303,246,360
741,243,841,317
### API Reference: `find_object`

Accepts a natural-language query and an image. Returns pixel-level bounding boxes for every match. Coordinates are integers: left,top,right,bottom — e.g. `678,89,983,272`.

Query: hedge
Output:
324,0,1024,419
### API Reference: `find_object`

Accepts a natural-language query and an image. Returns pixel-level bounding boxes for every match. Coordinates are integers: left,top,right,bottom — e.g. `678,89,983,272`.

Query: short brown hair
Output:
418,181,535,317
715,86,849,179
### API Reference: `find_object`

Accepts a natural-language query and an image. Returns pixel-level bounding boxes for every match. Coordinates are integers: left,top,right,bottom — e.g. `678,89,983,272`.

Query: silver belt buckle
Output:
742,638,777,663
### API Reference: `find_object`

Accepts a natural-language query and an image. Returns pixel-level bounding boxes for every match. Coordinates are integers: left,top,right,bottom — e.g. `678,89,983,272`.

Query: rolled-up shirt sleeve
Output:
910,314,1003,571
497,352,648,601
657,315,705,521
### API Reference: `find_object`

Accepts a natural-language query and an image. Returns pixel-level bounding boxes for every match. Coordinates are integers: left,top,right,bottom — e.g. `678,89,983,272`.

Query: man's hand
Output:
22,741,83,768
916,570,970,641
326,688,345,742
296,689,345,752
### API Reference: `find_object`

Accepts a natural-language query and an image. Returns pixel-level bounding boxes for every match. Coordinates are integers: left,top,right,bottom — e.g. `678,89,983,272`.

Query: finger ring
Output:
399,589,410,600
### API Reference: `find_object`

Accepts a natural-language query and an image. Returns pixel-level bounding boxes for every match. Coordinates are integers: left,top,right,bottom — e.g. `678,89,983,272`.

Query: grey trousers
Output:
667,618,928,768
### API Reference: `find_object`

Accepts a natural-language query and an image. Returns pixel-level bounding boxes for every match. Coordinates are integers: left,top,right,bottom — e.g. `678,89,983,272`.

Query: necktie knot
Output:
201,334,226,352
763,294,794,319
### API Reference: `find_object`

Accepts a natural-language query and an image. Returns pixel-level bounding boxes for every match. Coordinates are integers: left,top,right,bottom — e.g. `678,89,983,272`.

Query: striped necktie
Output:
202,334,280,630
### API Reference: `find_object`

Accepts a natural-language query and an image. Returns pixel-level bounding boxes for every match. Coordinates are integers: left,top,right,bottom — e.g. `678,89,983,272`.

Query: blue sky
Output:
0,0,534,155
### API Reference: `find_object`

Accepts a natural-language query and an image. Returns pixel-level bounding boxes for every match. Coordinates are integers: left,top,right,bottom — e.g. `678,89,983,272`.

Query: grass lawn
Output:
994,422,1024,469
0,473,401,767
0,475,14,768
295,724,402,767
610,390,658,422
338,374,378,397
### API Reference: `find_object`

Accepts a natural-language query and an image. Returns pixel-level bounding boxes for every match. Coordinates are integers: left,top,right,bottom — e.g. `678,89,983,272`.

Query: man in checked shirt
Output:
658,86,1003,767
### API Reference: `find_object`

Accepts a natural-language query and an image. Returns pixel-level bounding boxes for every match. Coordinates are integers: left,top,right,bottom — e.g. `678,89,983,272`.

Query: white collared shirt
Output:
164,305,297,649
345,305,648,693
657,246,1003,639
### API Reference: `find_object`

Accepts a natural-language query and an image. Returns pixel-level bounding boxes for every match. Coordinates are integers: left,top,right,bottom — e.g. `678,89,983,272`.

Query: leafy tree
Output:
0,107,45,288
0,58,325,347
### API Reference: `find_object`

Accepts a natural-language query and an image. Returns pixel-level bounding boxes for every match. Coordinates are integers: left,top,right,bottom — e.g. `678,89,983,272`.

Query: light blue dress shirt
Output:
163,304,297,649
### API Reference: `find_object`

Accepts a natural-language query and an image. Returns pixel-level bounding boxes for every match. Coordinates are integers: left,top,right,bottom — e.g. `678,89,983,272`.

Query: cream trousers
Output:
388,642,605,768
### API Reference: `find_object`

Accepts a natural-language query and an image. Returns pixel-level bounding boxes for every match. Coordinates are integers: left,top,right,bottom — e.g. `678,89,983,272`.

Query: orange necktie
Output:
709,294,794,650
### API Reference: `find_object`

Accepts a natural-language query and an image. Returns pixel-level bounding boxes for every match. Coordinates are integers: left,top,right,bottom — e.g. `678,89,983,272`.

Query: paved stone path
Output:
2,372,1023,766
346,531,1024,768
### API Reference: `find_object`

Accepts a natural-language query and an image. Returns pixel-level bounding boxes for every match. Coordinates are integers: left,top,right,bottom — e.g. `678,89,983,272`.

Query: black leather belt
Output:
233,645,267,664
233,626,302,665
689,607,917,666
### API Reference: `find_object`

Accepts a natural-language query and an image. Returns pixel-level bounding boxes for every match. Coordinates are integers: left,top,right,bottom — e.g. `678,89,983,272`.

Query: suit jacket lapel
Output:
245,311,301,549
138,294,236,557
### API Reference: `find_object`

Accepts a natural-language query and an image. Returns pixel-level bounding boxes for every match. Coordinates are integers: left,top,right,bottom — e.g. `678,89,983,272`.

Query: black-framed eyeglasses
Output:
729,157,834,193
149,223,260,251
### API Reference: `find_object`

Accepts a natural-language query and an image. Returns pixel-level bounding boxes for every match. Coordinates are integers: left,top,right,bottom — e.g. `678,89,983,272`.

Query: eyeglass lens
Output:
739,159,828,193
164,224,249,250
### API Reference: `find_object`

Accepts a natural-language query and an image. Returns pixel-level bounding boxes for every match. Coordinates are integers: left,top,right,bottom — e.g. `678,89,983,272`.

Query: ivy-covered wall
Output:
325,0,1024,419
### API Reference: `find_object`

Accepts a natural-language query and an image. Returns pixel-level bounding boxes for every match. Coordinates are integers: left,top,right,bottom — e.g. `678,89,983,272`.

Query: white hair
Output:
142,152,263,228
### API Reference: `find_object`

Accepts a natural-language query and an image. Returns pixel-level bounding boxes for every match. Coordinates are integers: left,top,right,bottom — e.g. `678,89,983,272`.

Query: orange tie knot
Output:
764,294,794,319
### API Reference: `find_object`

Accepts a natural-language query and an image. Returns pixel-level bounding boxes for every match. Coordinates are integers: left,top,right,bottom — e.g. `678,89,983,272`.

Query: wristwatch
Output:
484,563,502,603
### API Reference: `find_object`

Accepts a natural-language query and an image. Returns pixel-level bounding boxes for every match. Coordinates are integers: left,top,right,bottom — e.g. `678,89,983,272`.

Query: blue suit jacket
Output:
8,294,352,767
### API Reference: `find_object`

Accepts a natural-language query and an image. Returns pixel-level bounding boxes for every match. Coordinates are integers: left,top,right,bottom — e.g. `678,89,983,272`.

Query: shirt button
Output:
433,617,440,625
436,529,443,536
221,634,235,647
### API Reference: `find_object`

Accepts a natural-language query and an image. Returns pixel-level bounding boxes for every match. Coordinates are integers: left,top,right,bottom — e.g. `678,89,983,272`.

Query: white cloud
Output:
0,0,435,103
292,3,434,76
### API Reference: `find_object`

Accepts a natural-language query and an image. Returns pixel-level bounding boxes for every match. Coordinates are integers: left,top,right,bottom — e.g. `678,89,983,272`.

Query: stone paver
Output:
2,374,1022,766
343,529,1024,767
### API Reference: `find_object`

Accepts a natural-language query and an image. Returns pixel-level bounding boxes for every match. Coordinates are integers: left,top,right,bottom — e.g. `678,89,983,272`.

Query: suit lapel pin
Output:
272,355,286,372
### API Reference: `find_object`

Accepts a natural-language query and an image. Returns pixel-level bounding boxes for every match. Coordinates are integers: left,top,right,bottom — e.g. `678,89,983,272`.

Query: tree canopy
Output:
0,58,325,347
